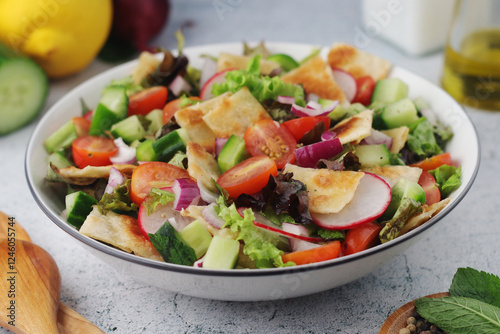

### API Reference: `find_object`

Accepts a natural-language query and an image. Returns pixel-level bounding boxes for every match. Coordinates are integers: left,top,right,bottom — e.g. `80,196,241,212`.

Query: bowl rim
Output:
25,42,481,278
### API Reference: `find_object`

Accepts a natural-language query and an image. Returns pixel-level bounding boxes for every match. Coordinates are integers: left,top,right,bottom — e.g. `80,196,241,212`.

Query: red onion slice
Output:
169,75,192,97
104,167,124,194
200,57,218,88
362,129,393,150
172,178,201,211
197,180,219,204
291,100,339,117
419,108,438,126
295,137,343,168
215,137,229,158
202,203,225,229
277,95,296,105
321,131,337,141
110,138,137,165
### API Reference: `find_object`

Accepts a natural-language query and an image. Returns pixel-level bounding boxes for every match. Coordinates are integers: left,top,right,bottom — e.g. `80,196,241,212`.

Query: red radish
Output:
200,57,218,88
250,214,323,243
331,68,357,102
282,223,321,252
200,69,233,100
312,173,391,230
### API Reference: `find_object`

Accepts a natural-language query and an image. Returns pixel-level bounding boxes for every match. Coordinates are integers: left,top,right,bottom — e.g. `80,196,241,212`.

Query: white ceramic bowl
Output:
25,43,480,301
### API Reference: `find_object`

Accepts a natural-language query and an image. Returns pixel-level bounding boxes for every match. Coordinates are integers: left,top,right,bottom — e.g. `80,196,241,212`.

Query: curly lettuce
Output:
430,165,462,198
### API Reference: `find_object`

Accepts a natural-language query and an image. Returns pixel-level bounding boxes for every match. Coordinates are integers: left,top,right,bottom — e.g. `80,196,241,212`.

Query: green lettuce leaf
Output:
407,118,443,158
260,206,295,226
167,151,188,170
379,197,422,243
148,221,197,266
97,179,138,215
315,228,345,241
215,197,293,268
143,187,176,215
415,296,500,334
450,267,500,308
429,165,462,198
211,54,306,106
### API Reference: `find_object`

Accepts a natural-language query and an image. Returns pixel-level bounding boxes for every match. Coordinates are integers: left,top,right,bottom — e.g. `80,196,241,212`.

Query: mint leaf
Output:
450,267,500,308
415,296,500,334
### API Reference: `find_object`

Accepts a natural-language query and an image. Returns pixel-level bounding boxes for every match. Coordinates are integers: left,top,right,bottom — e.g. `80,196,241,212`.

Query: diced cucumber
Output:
44,120,78,153
413,96,431,111
381,178,426,220
0,57,48,135
371,78,409,104
65,191,97,228
46,151,72,182
266,54,299,72
145,109,163,135
89,85,128,135
110,115,146,143
202,235,240,269
152,129,188,162
355,144,391,167
381,98,419,129
218,135,249,173
327,103,347,122
136,139,157,161
178,220,213,259
345,102,367,118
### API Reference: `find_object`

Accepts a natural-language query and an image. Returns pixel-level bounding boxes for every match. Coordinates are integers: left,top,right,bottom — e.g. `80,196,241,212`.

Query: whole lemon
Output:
0,0,112,78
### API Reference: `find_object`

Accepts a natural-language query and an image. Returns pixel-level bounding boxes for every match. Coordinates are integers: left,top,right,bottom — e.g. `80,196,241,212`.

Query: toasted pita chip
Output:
217,52,280,75
202,87,271,138
181,205,238,239
132,51,161,85
362,165,422,188
327,43,391,80
175,93,231,153
281,56,346,102
332,109,373,144
52,164,137,185
381,126,410,153
80,206,163,261
284,164,364,214
399,198,451,235
186,142,221,193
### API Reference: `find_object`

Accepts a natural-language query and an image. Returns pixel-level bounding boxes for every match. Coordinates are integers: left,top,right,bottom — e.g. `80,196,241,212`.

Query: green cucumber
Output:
381,178,426,220
136,139,157,161
46,151,72,182
413,96,431,112
381,98,419,129
152,128,189,162
266,54,299,72
110,115,146,143
145,109,163,135
178,220,213,259
218,135,249,173
0,56,48,135
44,120,78,153
371,78,409,104
356,144,392,167
89,85,128,135
202,235,240,269
65,191,97,228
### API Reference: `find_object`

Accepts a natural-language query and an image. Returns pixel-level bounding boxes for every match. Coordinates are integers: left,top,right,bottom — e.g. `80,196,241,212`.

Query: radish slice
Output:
331,68,357,102
200,57,218,88
282,222,321,252
138,199,192,239
251,214,322,242
362,129,393,150
172,178,200,211
110,138,137,165
200,69,232,100
104,167,124,194
312,173,391,230
202,203,225,229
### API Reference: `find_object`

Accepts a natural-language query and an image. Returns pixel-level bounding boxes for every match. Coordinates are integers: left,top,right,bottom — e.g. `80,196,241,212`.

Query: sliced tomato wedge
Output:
162,97,201,124
72,116,91,137
282,116,331,142
217,156,278,198
351,76,376,106
342,221,383,256
410,152,452,172
130,161,191,205
244,119,297,169
417,171,441,205
71,136,118,169
82,110,94,121
282,241,341,265
128,86,168,116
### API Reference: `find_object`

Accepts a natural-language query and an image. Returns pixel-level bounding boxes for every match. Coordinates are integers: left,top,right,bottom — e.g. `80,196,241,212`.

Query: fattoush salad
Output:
44,39,462,269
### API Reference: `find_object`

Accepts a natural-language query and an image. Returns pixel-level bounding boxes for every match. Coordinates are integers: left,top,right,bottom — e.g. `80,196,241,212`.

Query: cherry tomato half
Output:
130,161,191,205
244,119,297,169
417,171,441,205
410,152,452,172
217,156,278,198
282,241,341,265
351,76,376,106
72,116,91,137
71,136,118,169
162,97,201,125
128,86,168,116
342,221,382,256
282,116,331,142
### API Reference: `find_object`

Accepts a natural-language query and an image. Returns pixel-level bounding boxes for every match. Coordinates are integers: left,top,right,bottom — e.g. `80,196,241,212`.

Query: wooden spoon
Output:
0,212,103,333
379,292,450,334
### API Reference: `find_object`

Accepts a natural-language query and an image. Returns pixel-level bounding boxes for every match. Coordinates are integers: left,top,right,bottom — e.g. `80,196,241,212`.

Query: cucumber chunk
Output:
381,178,426,220
44,120,78,153
65,191,97,228
381,98,419,129
266,54,299,72
178,220,213,259
89,85,128,135
0,57,48,135
145,109,163,135
152,129,188,162
218,135,249,173
356,144,391,167
371,78,408,104
110,115,146,143
202,235,240,269
136,139,157,161
46,151,72,182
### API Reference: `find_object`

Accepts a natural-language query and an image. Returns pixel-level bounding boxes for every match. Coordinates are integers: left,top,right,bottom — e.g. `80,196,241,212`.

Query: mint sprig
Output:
450,267,500,308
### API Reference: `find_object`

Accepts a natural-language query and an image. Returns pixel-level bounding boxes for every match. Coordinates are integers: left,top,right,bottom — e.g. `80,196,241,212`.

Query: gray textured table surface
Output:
1,1,499,333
